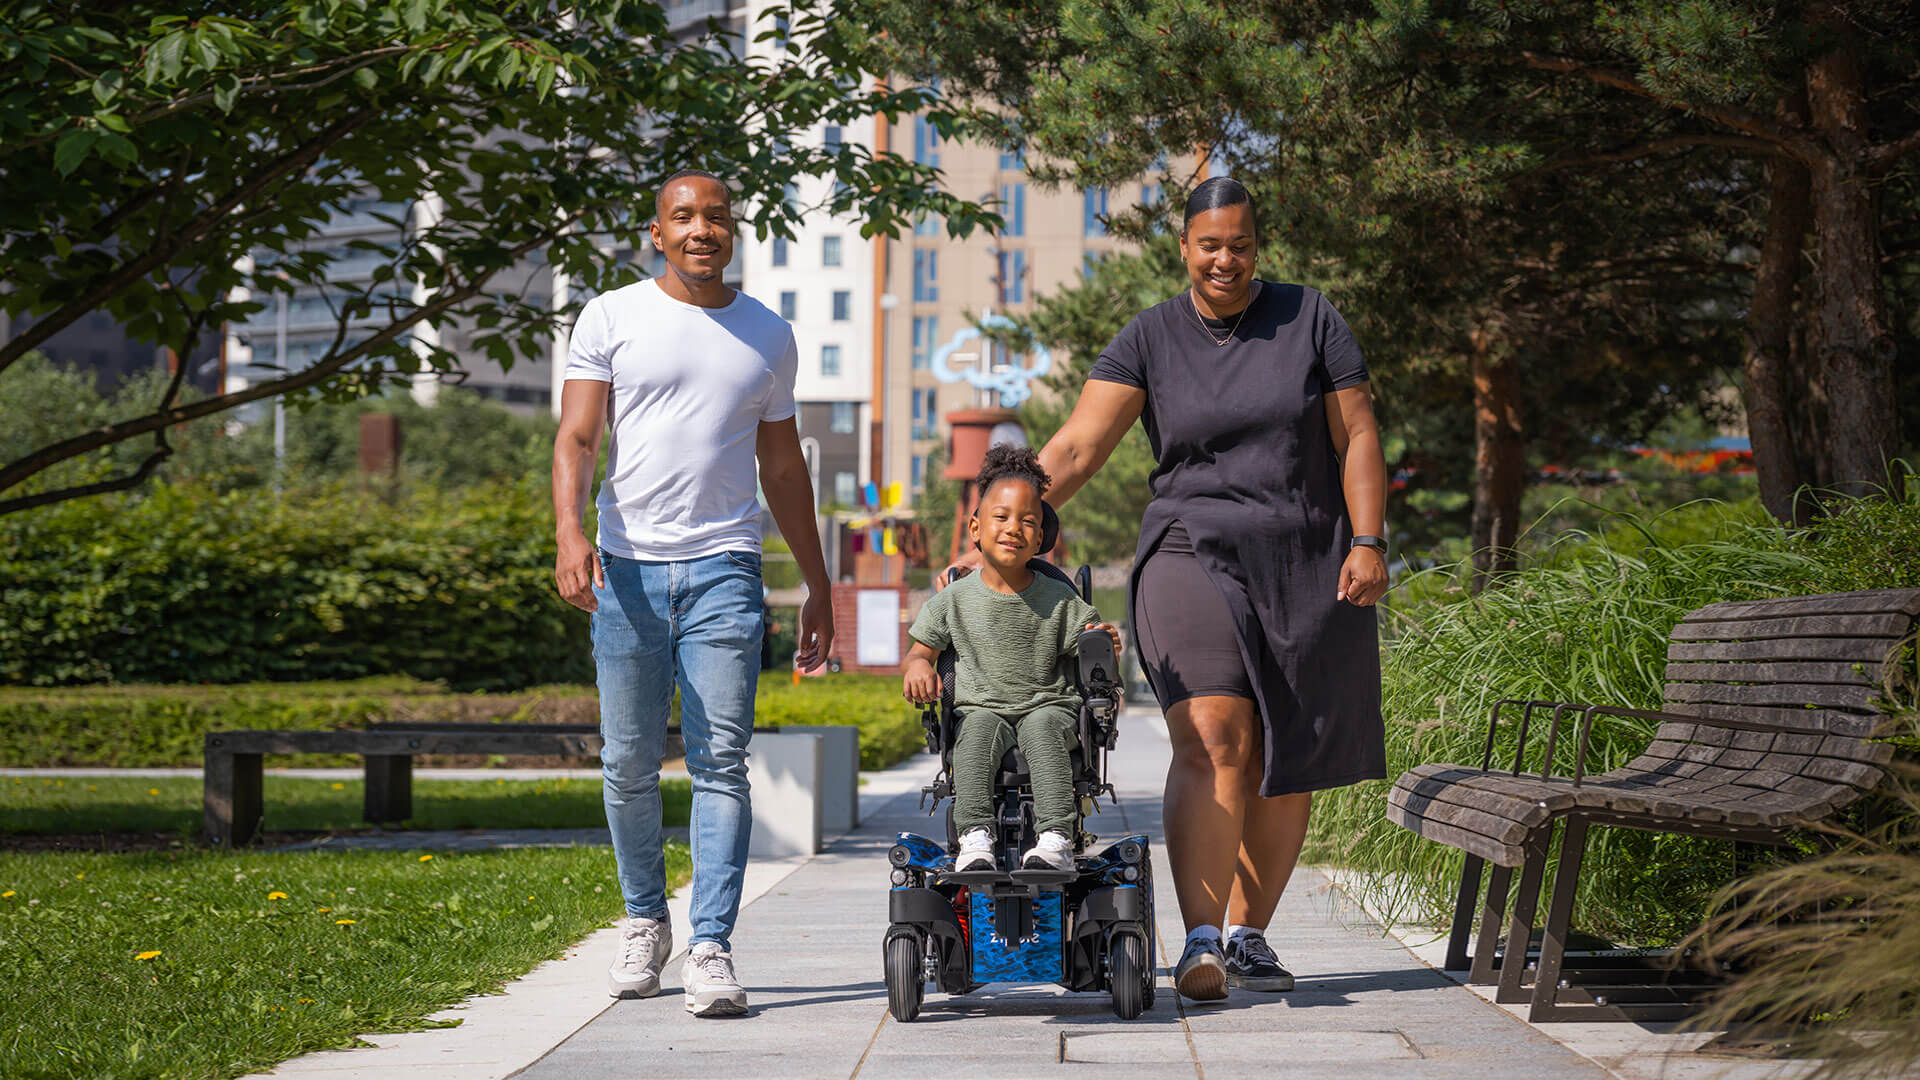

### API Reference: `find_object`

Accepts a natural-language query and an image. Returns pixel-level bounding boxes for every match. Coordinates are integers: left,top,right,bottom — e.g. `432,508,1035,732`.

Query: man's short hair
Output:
654,169,728,222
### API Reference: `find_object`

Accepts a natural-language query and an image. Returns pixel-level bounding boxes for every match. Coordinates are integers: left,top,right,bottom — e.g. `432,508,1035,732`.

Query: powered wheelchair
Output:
881,504,1157,1021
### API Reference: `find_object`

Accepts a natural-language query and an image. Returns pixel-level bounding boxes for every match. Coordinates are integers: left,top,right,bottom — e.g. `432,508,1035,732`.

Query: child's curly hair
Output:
975,442,1050,499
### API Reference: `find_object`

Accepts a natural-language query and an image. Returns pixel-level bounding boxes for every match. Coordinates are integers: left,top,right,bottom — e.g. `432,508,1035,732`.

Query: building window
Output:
913,212,941,238
831,290,851,321
911,454,926,491
1083,188,1109,237
1141,182,1162,207
912,115,940,167
912,387,940,438
834,471,857,506
1000,182,1025,237
913,249,938,303
822,235,842,267
823,124,843,152
998,249,1028,304
771,236,788,267
779,290,797,321
911,316,939,371
820,344,842,377
1082,251,1104,278
999,146,1024,171
830,401,856,434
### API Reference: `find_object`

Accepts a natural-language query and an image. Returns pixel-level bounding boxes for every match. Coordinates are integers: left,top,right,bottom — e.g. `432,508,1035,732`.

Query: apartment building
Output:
877,122,1157,505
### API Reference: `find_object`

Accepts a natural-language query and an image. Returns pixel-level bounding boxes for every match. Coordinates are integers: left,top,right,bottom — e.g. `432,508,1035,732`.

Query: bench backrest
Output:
1639,588,1920,811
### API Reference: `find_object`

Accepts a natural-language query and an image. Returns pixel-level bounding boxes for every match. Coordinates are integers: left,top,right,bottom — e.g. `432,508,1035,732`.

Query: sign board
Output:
855,589,902,667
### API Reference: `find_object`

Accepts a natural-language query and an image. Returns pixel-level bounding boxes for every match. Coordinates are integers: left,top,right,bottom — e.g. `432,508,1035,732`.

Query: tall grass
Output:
1684,763,1920,1079
1314,493,1920,944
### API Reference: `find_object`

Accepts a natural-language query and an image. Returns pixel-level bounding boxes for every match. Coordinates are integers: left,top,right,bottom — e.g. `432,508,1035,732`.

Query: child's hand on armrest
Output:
902,640,942,703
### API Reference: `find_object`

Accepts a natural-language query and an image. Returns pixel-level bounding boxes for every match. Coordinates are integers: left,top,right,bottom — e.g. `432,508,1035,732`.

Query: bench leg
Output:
1495,828,1552,1004
1468,862,1512,985
1529,816,1589,1022
204,746,263,847
364,755,414,824
1446,855,1486,972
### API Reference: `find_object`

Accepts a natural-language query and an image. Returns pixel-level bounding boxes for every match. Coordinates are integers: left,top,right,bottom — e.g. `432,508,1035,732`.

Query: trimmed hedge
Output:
0,672,925,772
0,478,589,690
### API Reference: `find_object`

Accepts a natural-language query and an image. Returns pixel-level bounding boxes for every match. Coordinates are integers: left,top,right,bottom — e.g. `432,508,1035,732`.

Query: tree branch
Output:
1866,125,1920,171
1538,133,1785,171
0,444,174,516
0,216,583,504
0,108,378,379
1487,49,1824,163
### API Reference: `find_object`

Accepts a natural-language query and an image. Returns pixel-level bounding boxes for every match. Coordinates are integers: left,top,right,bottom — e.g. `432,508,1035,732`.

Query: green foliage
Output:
0,674,927,773
1319,493,1920,944
918,442,957,570
0,478,588,690
754,673,927,771
0,844,684,1079
1,775,691,837
1686,766,1920,1080
1,0,996,511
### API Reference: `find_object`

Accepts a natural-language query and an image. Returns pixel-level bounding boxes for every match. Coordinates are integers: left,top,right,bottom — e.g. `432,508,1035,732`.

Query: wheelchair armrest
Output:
1076,627,1119,692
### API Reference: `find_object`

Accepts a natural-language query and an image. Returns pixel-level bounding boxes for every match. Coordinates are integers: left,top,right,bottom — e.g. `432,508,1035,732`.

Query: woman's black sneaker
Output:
1174,934,1229,1001
1223,930,1295,991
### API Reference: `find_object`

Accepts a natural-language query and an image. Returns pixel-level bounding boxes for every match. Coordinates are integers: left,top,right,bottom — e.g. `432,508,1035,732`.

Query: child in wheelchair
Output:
901,445,1122,873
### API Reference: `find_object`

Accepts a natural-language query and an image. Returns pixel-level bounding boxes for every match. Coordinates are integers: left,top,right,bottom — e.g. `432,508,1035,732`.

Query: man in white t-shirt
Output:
552,170,834,1018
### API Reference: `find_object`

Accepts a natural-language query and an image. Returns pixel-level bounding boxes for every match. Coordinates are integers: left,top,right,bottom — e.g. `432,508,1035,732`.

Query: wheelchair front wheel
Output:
1109,931,1147,1020
885,934,924,1022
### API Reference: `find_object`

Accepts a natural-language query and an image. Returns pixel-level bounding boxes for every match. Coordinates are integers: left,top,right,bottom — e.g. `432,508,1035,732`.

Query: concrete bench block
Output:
806,725,861,833
748,731,824,857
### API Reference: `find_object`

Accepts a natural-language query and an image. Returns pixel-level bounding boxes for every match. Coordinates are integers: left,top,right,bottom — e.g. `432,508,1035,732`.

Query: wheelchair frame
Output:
881,560,1158,1021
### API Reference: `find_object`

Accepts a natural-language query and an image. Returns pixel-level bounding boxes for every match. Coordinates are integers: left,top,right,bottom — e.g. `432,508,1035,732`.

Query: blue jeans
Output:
592,548,763,950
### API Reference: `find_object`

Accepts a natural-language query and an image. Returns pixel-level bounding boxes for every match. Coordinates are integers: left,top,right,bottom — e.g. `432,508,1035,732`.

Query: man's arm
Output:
553,379,609,613
756,416,835,670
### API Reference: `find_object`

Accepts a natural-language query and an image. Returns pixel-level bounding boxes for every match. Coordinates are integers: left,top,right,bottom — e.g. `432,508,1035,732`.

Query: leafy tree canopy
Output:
0,0,996,513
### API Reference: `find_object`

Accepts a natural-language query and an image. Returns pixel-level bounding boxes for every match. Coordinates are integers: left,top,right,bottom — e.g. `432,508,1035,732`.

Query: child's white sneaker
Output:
955,827,996,871
1021,830,1075,872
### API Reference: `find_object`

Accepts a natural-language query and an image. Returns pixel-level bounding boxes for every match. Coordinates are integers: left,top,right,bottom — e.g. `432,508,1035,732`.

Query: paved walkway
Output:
252,709,1812,1080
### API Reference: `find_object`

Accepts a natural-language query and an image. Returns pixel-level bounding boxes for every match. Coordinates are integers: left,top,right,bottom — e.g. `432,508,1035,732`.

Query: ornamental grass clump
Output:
1314,493,1920,945
1684,761,1920,1080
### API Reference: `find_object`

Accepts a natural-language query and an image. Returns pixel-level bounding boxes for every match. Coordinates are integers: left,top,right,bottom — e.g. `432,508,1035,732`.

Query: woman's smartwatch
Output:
1350,535,1388,555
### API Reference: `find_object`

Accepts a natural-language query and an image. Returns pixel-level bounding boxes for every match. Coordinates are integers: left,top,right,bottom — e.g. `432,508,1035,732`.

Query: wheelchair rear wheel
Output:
1109,931,1147,1019
885,934,924,1022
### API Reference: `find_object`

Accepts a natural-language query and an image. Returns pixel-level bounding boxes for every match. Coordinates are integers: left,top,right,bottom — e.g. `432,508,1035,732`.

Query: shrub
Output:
0,673,926,772
1321,493,1920,945
1,477,590,690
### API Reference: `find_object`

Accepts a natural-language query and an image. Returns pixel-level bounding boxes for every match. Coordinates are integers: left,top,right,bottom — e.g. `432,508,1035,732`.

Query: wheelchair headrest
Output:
1039,500,1060,556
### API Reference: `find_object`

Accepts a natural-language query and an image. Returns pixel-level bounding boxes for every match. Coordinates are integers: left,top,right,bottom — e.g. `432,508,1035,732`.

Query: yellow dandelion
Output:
335,919,356,926
331,783,345,790
268,892,288,900
148,788,160,796
299,998,315,1004
136,951,162,961
2,891,14,898
74,874,84,880
316,907,331,913
418,855,433,862
527,895,534,900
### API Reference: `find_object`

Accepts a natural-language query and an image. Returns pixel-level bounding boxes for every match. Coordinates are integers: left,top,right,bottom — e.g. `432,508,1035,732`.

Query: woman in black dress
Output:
960,177,1389,1001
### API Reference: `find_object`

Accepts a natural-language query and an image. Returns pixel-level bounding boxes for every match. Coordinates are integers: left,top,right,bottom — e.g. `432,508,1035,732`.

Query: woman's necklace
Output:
1189,285,1253,347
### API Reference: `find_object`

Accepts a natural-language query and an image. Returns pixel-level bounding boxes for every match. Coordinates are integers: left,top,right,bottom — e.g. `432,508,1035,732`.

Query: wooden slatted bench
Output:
204,721,861,854
1386,587,1919,1022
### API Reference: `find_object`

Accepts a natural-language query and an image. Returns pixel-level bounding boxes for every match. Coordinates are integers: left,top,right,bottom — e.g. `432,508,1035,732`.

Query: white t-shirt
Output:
564,279,798,560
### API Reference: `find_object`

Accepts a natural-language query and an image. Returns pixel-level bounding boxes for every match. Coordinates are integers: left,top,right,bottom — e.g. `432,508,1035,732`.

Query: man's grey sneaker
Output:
1224,930,1295,991
1175,935,1229,1001
955,827,996,872
1021,830,1075,872
683,942,749,1017
608,916,672,999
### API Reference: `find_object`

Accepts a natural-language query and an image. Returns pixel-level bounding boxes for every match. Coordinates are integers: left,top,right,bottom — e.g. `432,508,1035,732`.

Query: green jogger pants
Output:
951,704,1079,838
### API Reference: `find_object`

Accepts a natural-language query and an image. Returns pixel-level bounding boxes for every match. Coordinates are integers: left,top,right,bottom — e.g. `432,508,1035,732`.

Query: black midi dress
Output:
1087,281,1385,797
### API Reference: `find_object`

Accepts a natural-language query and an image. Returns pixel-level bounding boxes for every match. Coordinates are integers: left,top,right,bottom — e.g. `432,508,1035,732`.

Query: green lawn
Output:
1,775,691,838
0,844,687,1079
